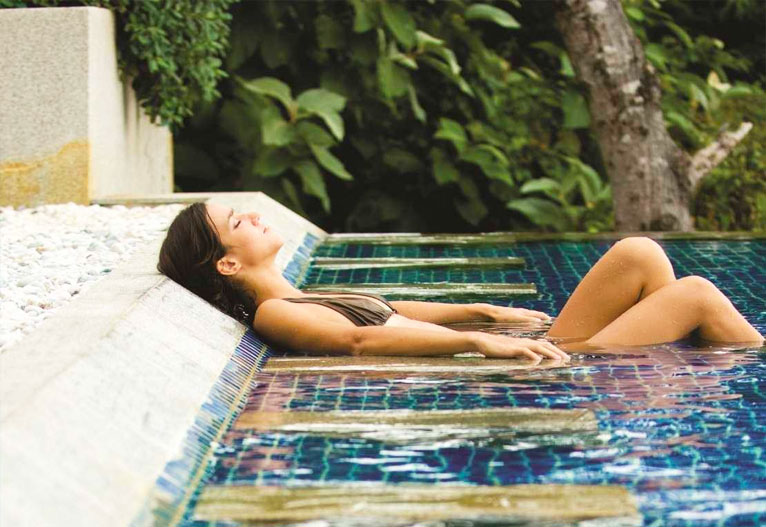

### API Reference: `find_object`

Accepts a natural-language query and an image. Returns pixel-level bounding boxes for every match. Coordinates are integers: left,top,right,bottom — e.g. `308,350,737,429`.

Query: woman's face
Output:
205,203,284,273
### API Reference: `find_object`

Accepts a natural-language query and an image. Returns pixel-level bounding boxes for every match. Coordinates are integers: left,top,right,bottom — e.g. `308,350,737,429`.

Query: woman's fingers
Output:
526,340,565,361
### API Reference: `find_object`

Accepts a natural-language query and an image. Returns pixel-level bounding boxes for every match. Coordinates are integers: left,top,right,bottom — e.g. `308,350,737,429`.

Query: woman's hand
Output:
469,332,569,363
476,303,552,323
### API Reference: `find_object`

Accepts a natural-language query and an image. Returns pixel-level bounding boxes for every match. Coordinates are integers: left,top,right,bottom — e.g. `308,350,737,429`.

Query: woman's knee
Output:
610,236,672,273
675,275,716,292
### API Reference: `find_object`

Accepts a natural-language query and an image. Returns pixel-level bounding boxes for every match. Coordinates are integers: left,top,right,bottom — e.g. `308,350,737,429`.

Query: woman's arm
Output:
254,299,567,361
390,300,551,325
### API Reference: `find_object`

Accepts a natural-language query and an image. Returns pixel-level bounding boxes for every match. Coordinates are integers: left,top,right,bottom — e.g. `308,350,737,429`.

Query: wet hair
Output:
157,202,256,325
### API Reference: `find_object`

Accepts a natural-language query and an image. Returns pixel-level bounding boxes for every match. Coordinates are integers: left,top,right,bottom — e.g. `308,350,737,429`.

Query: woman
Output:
157,203,764,362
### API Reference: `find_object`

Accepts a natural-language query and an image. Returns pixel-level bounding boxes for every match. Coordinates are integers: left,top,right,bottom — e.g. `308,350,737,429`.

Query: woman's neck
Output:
243,264,303,305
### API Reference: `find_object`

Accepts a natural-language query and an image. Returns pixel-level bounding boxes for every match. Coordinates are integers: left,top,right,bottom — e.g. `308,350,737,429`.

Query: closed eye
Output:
234,220,241,229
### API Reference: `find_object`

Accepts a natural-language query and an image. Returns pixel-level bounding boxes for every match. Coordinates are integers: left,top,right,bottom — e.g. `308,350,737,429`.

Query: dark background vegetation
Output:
5,0,765,232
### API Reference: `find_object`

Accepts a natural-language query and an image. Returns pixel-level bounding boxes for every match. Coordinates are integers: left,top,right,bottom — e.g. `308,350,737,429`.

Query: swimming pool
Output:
180,236,766,526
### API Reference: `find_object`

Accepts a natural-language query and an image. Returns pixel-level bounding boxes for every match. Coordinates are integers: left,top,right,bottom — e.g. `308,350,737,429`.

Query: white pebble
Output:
0,202,184,352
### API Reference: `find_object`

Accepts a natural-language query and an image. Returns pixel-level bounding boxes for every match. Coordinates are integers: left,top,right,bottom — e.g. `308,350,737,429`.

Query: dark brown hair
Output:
157,202,256,325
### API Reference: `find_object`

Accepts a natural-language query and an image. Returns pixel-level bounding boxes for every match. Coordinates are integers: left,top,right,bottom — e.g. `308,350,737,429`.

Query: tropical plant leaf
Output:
377,57,411,99
408,84,427,122
350,0,378,33
380,2,417,49
297,88,347,140
520,178,560,195
507,197,568,230
260,105,294,146
296,121,336,148
460,146,512,184
562,90,590,129
294,160,330,212
253,147,293,177
431,149,460,185
239,77,295,115
309,144,353,180
434,118,468,154
465,4,520,29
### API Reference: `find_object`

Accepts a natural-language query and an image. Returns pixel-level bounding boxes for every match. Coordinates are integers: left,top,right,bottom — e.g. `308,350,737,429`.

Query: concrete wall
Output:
0,193,325,527
0,7,172,207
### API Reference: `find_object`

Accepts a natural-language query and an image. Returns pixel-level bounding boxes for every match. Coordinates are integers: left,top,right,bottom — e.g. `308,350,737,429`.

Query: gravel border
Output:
0,203,184,351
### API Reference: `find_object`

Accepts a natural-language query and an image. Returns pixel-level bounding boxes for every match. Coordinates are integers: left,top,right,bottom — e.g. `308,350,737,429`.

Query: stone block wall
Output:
0,7,172,207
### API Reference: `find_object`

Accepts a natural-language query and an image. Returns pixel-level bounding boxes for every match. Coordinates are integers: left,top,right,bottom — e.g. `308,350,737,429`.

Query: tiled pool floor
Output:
181,238,766,527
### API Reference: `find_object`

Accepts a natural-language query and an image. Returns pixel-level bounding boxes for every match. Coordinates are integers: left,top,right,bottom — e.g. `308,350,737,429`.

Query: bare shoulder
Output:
252,298,356,355
253,298,301,329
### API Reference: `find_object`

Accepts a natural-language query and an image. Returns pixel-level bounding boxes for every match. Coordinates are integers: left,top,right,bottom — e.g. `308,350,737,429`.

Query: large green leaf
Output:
240,77,295,115
420,56,474,96
281,178,307,216
309,144,353,180
465,4,520,29
562,90,590,129
380,2,417,49
434,118,468,154
377,57,411,99
296,121,336,148
350,0,378,33
296,88,346,113
294,160,330,212
460,145,512,184
408,85,427,123
520,178,560,195
297,88,347,140
431,149,460,185
260,105,294,146
253,147,292,177
507,198,568,230
644,43,668,71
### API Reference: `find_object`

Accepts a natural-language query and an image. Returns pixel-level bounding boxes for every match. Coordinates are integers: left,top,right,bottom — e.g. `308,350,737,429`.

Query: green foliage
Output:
2,0,234,128
171,0,761,232
693,94,766,231
175,0,611,232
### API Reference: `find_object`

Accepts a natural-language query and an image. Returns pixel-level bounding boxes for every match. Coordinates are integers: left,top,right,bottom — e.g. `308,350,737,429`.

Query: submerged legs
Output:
547,237,676,339
546,236,763,346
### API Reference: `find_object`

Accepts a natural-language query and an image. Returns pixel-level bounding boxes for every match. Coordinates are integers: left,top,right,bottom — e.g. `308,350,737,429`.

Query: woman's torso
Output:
279,292,452,333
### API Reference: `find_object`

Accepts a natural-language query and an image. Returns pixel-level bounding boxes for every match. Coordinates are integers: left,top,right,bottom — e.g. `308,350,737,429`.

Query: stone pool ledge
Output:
0,192,325,527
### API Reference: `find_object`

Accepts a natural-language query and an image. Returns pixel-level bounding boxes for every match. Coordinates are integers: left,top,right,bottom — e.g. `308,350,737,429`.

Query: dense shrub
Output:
1,0,234,128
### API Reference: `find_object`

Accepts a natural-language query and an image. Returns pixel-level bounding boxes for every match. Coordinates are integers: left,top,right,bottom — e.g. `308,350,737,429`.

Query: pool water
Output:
182,238,766,527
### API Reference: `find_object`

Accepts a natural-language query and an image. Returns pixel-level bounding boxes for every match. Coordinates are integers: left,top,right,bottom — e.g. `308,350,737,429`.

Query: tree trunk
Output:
554,0,751,231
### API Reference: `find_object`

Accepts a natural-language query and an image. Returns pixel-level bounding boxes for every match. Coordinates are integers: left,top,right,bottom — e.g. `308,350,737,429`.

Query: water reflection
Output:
203,340,766,527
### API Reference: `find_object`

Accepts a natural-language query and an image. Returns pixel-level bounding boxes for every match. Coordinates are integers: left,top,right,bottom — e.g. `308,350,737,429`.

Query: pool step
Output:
301,282,537,298
194,483,639,524
311,256,525,270
324,232,523,245
264,355,556,374
234,407,598,435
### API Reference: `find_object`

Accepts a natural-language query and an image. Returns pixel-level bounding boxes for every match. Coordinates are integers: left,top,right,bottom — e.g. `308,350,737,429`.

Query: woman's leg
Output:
583,276,763,346
547,237,677,339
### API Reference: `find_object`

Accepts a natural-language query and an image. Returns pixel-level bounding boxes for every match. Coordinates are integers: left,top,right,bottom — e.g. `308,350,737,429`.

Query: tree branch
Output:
689,121,753,190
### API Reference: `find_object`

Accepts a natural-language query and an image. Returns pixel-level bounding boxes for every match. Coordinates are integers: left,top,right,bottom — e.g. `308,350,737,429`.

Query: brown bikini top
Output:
283,292,397,327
